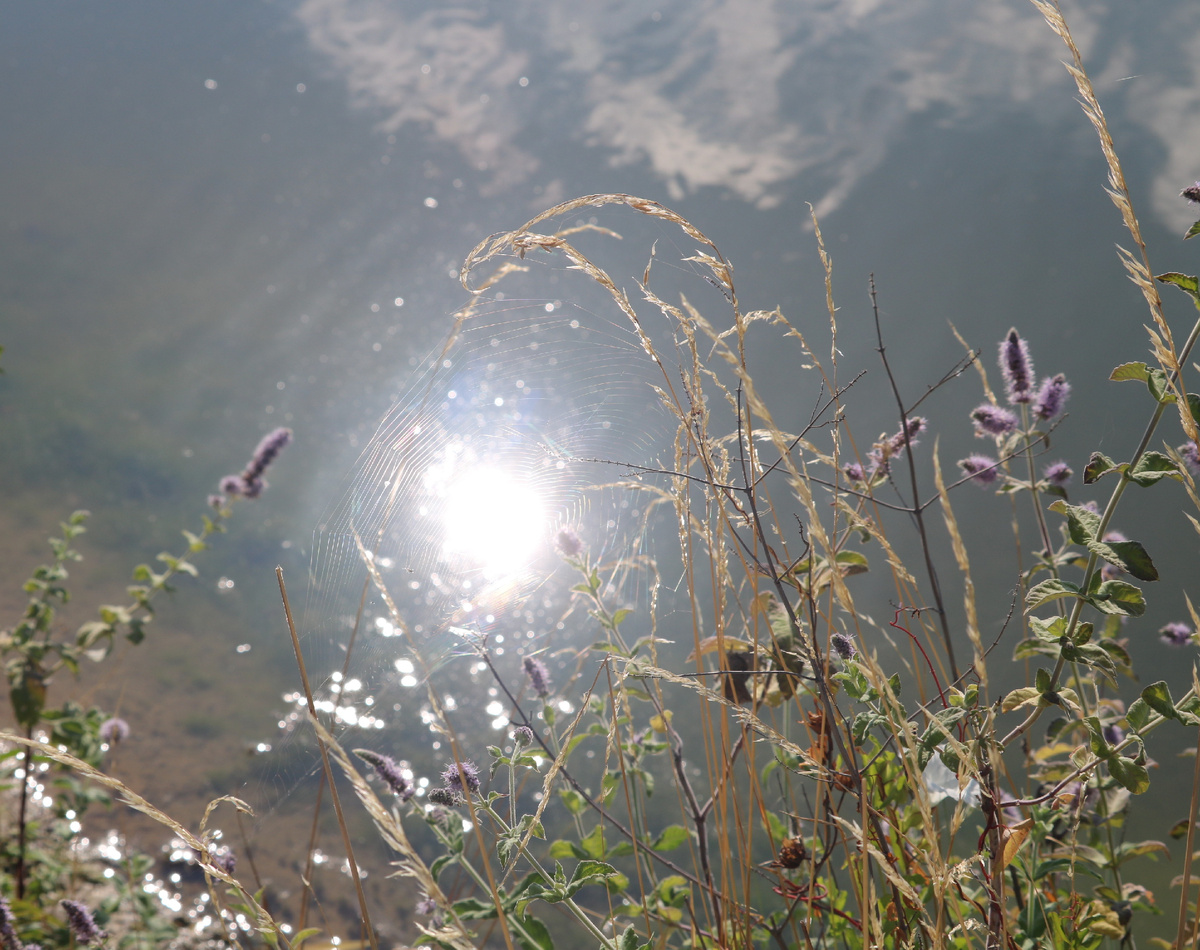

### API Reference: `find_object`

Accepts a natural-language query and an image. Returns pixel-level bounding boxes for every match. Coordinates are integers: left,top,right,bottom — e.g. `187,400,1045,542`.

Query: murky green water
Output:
4,0,1200,941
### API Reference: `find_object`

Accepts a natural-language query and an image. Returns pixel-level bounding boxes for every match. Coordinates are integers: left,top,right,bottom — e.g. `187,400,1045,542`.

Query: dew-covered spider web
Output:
291,198,748,767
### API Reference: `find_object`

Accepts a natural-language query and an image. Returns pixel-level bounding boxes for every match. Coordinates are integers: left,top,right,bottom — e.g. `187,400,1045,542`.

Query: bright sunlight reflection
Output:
440,468,546,576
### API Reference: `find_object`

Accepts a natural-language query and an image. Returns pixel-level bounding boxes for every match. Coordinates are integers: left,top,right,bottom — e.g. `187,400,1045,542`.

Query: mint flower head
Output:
1182,182,1200,204
1043,461,1073,487
970,404,1018,437
1033,374,1070,421
217,427,293,500
355,749,415,802
99,717,130,745
554,527,584,558
1180,442,1200,474
60,901,105,946
1000,329,1035,405
523,656,551,698
958,454,999,486
441,760,481,796
0,895,20,950
1160,622,1194,647
830,633,857,660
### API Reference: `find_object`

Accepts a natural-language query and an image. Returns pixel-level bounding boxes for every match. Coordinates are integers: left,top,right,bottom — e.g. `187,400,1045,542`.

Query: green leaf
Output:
1141,681,1178,720
1002,687,1041,713
291,929,324,949
1186,221,1200,241
1110,362,1150,383
651,825,691,852
1126,698,1152,732
1049,501,1099,545
452,897,499,920
1085,538,1159,582
1107,756,1151,794
1026,578,1082,609
557,788,585,816
567,860,620,893
1127,451,1182,486
579,824,606,860
1147,367,1176,404
548,839,584,860
1087,580,1146,617
514,915,553,950
1083,452,1118,484
1157,271,1200,301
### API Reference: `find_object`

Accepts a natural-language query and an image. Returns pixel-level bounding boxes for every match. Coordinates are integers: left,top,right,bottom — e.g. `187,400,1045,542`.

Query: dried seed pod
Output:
776,836,807,869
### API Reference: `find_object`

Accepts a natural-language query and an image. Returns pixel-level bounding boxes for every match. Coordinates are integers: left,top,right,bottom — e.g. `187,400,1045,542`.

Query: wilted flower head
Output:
958,454,999,486
554,528,584,558
217,427,293,501
970,404,1018,437
426,788,456,807
1180,442,1200,474
830,633,856,660
1033,374,1071,421
355,749,415,802
60,901,105,946
441,760,481,796
99,717,130,745
1183,183,1200,204
524,656,551,698
1160,622,1193,647
1043,461,1072,487
999,329,1035,405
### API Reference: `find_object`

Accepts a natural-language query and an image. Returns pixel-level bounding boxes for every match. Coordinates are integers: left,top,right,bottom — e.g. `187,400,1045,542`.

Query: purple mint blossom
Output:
0,896,20,950
211,848,237,876
217,427,292,501
1043,462,1073,487
441,760,481,796
207,493,227,510
830,633,856,660
524,656,551,698
843,461,868,483
1102,723,1125,747
416,896,438,916
1183,183,1200,204
959,454,1000,486
1160,622,1194,647
512,726,534,746
1102,530,1127,543
99,718,129,745
1180,442,1200,474
554,528,584,558
1082,500,1101,515
886,417,927,456
1033,374,1071,421
1000,329,1035,405
59,901,105,946
355,750,416,802
970,404,1018,437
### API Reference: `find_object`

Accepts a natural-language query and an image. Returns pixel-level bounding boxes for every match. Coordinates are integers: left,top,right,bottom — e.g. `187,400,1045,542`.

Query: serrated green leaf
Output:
1147,367,1176,404
1085,538,1159,582
1126,697,1152,732
1049,500,1099,545
1128,451,1182,487
579,824,606,859
548,839,584,860
1157,271,1200,299
1002,687,1041,713
1026,578,1082,609
1185,221,1200,241
1087,580,1146,617
514,914,553,950
1111,362,1150,382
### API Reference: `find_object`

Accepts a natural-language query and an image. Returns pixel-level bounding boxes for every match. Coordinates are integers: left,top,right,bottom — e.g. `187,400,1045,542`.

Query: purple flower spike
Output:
441,760,481,796
1000,329,1035,405
1180,442,1200,474
958,455,1000,486
59,901,105,946
212,848,237,876
426,788,456,807
830,633,856,660
970,404,1018,437
217,427,292,501
1043,462,1072,487
843,461,867,483
524,656,551,698
355,749,416,801
99,717,130,745
886,417,927,455
1033,374,1071,420
1183,183,1200,204
554,528,584,558
1160,622,1194,647
0,896,20,950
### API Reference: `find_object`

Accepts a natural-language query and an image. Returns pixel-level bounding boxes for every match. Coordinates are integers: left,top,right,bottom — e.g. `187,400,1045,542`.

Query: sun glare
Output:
439,468,547,576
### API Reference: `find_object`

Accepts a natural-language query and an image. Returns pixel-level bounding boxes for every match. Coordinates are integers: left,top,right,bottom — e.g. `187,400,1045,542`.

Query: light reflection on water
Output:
4,0,1200,942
